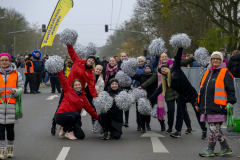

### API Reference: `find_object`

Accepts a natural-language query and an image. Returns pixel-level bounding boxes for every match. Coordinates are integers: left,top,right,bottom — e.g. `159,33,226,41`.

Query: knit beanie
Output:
158,63,170,74
87,55,96,62
110,78,119,85
208,51,223,68
145,63,153,72
146,56,151,61
0,53,11,62
137,56,146,62
28,54,33,58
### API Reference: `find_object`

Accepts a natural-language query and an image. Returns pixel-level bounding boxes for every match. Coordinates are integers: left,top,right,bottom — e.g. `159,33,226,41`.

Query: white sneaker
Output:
0,147,6,160
65,131,77,140
59,126,65,138
7,145,13,158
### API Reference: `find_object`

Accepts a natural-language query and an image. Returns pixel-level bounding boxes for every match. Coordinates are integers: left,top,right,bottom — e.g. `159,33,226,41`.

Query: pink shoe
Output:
65,131,77,140
59,126,65,138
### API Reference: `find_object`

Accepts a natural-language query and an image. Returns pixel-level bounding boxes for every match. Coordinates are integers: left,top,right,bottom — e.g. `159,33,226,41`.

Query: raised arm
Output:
141,70,158,89
67,45,80,64
57,71,70,92
174,47,183,67
150,55,160,69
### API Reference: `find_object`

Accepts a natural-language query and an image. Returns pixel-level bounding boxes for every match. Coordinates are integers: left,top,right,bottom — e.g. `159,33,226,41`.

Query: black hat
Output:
110,78,119,85
28,54,33,58
87,55,96,62
145,64,153,72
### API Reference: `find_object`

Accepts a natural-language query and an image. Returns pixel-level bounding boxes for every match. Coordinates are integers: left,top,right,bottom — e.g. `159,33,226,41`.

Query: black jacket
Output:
132,72,158,98
227,55,240,78
117,60,123,70
197,68,236,115
149,48,197,101
25,58,33,74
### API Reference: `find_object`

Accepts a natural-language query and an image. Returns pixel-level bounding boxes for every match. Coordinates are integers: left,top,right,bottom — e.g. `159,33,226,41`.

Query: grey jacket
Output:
0,64,24,124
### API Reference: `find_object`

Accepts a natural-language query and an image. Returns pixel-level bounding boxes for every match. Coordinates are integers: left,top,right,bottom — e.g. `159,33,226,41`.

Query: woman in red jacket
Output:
55,71,98,140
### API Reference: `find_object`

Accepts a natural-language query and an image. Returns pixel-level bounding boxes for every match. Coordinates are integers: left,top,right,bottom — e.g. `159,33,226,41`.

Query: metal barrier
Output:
181,67,240,118
17,68,26,84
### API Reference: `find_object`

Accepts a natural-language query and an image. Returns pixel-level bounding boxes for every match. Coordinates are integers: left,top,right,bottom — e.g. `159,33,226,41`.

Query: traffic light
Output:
42,24,46,32
144,49,147,57
105,25,108,32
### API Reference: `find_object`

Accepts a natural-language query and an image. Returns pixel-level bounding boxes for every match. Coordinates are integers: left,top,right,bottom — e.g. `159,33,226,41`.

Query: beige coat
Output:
95,76,104,95
0,64,24,124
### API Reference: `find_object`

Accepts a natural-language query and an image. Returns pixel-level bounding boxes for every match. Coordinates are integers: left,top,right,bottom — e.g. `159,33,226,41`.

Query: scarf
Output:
105,63,118,85
157,61,173,120
1,65,13,75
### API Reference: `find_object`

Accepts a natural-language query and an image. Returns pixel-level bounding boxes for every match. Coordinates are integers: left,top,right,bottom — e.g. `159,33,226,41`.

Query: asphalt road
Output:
13,87,240,160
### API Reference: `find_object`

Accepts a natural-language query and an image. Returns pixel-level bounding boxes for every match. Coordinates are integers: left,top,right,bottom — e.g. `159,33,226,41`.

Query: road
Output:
14,87,240,160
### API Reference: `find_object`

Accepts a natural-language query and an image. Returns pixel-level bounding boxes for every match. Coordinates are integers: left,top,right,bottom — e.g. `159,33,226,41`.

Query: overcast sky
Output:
1,0,136,47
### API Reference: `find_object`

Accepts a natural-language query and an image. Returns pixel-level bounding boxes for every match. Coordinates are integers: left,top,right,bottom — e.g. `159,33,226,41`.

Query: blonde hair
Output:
161,68,171,96
121,52,129,57
94,65,103,79
232,50,240,56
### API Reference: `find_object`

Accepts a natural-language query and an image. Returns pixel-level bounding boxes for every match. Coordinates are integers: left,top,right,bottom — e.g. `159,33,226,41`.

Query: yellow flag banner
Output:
40,0,73,49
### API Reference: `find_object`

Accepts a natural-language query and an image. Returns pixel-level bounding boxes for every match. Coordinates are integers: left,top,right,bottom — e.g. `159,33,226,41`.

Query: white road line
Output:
81,109,87,116
56,147,70,160
46,95,59,100
150,137,169,153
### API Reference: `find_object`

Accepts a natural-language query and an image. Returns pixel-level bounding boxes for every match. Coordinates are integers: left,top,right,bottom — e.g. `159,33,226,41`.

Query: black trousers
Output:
50,77,61,93
32,72,42,92
166,100,191,129
136,108,141,127
175,95,207,132
0,124,14,141
139,114,151,129
123,110,129,124
98,113,121,139
55,112,85,139
24,73,33,92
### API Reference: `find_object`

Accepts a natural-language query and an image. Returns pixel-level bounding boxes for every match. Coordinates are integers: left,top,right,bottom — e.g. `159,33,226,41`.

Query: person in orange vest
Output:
24,54,35,94
196,52,236,157
0,53,24,159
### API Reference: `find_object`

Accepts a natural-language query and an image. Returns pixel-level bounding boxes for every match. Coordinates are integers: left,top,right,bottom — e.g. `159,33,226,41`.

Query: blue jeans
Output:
44,72,49,83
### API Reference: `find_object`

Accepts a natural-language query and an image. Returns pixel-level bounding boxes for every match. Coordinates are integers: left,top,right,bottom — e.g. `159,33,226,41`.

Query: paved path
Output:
14,87,240,160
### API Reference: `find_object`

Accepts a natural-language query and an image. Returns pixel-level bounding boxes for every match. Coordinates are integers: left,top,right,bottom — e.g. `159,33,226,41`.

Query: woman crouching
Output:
98,78,123,140
55,71,98,140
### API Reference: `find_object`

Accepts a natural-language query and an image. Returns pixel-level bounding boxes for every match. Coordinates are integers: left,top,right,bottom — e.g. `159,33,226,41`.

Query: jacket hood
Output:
230,55,240,61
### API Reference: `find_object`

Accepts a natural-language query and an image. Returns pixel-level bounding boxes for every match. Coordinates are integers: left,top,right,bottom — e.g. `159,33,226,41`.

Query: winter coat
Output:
197,68,236,115
17,61,25,68
56,71,98,120
141,57,195,102
25,58,33,74
0,64,24,124
49,73,58,78
66,45,98,98
227,55,240,78
32,56,44,72
192,61,200,67
95,75,104,95
149,48,197,101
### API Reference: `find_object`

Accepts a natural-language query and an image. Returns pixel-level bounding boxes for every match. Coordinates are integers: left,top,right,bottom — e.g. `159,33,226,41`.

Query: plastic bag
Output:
226,103,235,132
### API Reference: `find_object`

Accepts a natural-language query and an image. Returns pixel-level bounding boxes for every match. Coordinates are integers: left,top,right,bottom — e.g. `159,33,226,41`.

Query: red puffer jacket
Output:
56,71,98,120
66,45,98,98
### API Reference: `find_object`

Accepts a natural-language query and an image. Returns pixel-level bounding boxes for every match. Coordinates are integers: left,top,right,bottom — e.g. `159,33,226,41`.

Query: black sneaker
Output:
141,128,146,133
36,91,41,93
137,126,141,131
146,125,151,131
24,91,29,94
165,128,172,134
161,124,166,131
185,128,192,134
30,91,37,94
170,132,181,138
124,123,129,127
201,131,207,139
51,123,56,136
102,132,109,140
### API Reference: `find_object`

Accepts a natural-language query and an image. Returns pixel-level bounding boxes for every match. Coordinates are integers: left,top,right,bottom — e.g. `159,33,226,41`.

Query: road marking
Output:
141,131,169,153
81,109,87,116
221,125,227,128
56,147,70,160
46,95,59,100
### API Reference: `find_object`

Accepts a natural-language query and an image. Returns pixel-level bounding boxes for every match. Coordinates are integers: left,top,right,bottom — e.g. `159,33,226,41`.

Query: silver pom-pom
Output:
148,38,167,56
115,91,133,111
169,33,191,49
60,28,78,46
93,121,103,134
73,43,86,59
45,55,64,73
151,104,158,118
121,58,138,77
93,91,113,114
130,88,147,100
194,47,209,67
85,42,98,57
137,98,152,115
115,71,132,87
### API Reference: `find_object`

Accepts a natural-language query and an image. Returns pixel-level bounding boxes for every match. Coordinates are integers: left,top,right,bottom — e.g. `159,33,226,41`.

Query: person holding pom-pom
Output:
98,78,123,140
55,71,98,140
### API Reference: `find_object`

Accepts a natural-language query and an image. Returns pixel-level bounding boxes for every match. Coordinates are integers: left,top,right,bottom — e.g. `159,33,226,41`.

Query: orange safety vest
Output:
198,68,233,106
24,60,34,73
0,71,17,104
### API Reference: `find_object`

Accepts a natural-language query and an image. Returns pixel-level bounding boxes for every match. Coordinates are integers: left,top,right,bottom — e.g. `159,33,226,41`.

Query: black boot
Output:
159,120,166,131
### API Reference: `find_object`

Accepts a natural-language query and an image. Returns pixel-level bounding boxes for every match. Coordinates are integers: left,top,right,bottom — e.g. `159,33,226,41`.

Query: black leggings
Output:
166,100,191,129
0,124,14,141
55,112,85,139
